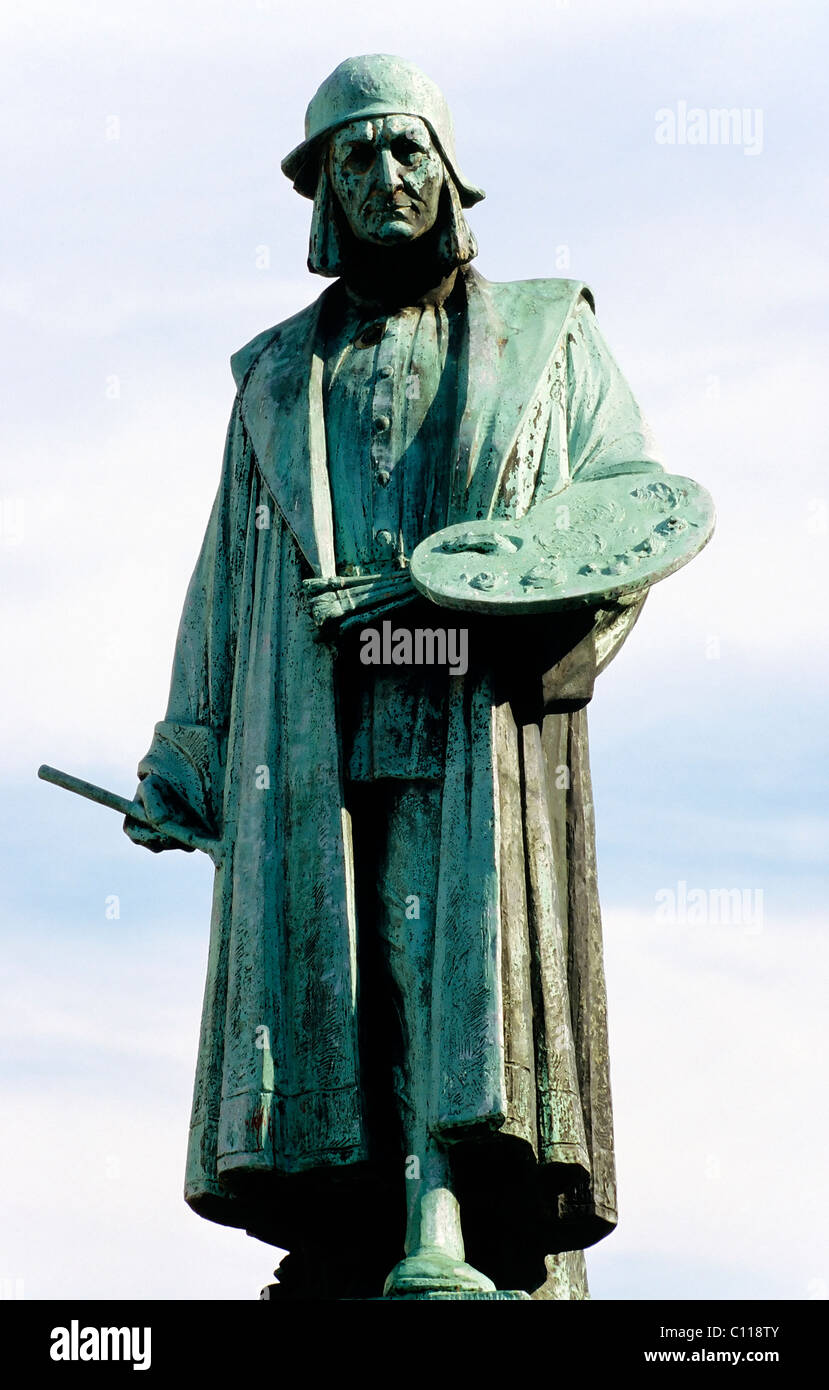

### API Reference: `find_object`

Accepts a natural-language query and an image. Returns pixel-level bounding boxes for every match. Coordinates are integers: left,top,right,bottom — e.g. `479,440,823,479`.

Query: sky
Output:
1,0,827,1302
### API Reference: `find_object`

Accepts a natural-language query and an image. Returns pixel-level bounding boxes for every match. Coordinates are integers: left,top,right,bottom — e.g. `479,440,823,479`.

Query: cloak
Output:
136,265,664,1272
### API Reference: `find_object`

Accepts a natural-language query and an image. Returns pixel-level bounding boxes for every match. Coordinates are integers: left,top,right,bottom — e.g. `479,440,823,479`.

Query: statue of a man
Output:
125,54,670,1300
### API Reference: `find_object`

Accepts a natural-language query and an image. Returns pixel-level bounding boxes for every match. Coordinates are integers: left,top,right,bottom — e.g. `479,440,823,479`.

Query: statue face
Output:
327,114,445,246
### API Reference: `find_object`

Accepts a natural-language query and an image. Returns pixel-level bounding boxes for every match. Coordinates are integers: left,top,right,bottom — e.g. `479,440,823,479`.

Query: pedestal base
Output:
261,1248,590,1301
379,1290,532,1300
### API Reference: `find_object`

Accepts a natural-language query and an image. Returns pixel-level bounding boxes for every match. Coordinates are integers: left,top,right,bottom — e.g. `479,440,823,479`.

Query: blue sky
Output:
2,0,827,1300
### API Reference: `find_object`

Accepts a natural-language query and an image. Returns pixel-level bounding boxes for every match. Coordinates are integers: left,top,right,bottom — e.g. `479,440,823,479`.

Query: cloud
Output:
588,908,829,1299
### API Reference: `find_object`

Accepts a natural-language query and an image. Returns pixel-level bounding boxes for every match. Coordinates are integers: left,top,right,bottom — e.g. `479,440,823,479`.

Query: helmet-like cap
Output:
281,53,485,208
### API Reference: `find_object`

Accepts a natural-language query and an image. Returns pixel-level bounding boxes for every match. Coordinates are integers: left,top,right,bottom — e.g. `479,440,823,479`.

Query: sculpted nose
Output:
375,146,402,190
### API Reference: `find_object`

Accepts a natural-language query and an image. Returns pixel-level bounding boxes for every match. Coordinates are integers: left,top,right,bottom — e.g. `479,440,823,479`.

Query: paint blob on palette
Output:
411,473,716,614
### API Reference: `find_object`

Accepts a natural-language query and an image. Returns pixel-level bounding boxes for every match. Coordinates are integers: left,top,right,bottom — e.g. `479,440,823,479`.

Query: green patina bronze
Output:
411,473,715,614
42,53,714,1301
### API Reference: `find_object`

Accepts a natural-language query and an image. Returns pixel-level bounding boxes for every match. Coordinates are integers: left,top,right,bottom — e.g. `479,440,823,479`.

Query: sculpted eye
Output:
343,142,374,172
391,137,424,164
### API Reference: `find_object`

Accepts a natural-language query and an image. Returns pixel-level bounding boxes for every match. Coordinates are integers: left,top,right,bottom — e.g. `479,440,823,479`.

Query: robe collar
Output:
232,266,591,576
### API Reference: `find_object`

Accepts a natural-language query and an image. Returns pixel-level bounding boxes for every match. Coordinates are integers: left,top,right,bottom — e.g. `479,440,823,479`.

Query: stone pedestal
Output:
381,1290,532,1300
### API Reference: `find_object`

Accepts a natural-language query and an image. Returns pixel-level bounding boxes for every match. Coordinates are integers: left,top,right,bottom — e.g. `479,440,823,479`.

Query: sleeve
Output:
542,298,666,707
135,399,255,835
566,297,664,482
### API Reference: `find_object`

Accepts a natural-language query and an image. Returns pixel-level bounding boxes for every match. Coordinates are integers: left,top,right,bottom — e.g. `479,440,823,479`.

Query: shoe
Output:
383,1247,496,1297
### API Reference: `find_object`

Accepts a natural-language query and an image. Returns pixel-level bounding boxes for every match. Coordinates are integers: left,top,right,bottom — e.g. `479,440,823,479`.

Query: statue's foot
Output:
383,1247,496,1297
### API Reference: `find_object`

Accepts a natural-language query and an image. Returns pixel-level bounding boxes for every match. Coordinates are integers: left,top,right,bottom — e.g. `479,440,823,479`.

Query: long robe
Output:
136,264,664,1281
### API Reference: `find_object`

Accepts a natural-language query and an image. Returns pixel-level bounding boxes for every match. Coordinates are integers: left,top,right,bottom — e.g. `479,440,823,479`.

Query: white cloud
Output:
589,908,829,1299
0,923,281,1299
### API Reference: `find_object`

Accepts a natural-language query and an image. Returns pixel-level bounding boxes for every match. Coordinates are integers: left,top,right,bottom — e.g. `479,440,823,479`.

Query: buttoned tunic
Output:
319,278,463,779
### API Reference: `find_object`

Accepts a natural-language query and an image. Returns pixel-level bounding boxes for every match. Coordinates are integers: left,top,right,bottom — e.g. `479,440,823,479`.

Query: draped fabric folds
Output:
136,266,663,1262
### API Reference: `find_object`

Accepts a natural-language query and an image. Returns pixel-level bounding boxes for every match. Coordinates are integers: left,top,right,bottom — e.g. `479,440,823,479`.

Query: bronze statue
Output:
40,53,713,1300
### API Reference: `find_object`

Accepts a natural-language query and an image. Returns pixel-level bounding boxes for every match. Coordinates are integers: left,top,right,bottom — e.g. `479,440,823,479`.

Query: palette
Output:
411,472,716,614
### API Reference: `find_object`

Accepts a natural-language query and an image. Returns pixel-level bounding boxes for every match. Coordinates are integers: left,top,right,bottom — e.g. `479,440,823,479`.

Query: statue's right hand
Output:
123,774,195,853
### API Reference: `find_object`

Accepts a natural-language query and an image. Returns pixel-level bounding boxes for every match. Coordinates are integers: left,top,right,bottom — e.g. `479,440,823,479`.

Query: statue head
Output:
281,54,485,280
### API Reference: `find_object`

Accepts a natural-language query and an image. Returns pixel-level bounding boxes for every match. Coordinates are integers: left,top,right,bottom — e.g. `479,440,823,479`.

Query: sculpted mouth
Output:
373,206,416,222
367,194,417,214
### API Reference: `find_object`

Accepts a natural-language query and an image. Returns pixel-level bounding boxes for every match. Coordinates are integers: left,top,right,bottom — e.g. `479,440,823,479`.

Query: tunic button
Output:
375,529,393,547
377,469,391,487
373,415,391,433
378,365,393,378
